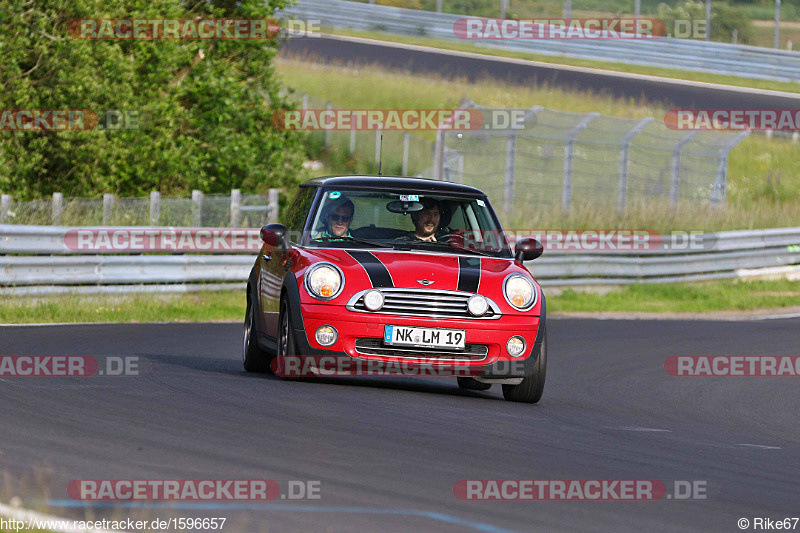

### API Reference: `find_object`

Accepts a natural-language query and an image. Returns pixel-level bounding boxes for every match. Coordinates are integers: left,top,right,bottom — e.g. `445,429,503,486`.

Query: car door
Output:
260,186,317,340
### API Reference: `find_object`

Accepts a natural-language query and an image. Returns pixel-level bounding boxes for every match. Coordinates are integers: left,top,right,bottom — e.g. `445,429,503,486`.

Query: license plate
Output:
384,325,466,350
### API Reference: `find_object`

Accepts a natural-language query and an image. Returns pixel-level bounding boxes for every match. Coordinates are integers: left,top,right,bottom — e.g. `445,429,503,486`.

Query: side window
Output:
448,204,469,231
283,188,315,239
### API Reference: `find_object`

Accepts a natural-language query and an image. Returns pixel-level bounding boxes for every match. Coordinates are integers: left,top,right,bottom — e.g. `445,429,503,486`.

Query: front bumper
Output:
286,304,544,379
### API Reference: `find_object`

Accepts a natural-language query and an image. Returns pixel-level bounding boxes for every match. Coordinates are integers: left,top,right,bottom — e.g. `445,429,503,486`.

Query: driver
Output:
312,196,354,240
400,198,448,242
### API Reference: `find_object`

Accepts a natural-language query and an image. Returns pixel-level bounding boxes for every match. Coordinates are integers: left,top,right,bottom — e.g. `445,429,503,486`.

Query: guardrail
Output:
0,255,253,285
282,0,800,82
2,225,800,291
0,225,261,255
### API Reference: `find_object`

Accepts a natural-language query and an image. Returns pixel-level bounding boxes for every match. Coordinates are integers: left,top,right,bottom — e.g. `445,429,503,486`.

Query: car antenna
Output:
378,132,384,176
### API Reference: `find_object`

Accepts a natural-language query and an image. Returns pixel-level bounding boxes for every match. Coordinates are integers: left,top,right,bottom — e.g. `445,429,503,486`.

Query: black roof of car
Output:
301,175,486,196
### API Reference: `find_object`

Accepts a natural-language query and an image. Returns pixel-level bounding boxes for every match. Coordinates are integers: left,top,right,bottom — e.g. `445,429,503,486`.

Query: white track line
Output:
609,426,673,433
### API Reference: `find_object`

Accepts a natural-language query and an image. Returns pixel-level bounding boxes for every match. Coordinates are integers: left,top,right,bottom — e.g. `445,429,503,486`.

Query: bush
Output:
0,0,306,199
657,0,754,43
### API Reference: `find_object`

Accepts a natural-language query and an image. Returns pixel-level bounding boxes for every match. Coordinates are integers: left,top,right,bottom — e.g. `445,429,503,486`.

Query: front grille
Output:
346,289,500,319
354,338,488,361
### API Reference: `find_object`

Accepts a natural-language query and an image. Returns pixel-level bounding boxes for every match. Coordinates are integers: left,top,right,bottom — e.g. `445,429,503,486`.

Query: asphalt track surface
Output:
281,34,800,109
1,319,799,532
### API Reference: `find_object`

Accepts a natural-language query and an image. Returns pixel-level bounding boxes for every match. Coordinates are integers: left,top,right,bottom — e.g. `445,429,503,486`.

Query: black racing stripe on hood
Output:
347,251,394,288
457,257,481,293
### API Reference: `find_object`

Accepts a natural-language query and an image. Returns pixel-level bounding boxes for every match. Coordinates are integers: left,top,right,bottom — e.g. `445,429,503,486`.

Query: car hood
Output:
298,247,532,294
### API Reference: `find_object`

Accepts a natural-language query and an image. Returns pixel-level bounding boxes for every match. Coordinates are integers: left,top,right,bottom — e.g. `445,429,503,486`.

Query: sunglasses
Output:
328,213,352,223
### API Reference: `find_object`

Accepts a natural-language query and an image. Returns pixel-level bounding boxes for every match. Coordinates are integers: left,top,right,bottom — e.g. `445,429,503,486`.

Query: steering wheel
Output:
436,227,457,245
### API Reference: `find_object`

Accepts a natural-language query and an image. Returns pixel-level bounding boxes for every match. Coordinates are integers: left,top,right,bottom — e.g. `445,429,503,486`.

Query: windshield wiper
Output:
409,240,497,257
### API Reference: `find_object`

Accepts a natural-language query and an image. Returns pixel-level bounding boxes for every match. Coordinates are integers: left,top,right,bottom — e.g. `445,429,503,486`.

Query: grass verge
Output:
551,278,800,314
1,280,799,324
0,290,246,325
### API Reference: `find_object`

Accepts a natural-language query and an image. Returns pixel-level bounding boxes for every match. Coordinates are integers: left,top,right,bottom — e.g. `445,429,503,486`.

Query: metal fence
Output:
2,224,799,292
288,94,749,215
282,0,800,82
0,189,279,227
433,101,749,216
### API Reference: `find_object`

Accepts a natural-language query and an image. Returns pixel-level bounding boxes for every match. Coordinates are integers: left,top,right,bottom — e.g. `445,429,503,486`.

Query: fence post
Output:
711,130,750,207
402,132,410,176
268,188,280,224
504,132,517,215
434,99,473,181
617,117,653,214
433,129,445,181
562,113,599,212
436,0,442,13
52,192,63,225
1,194,10,224
230,189,241,227
302,93,308,111
442,146,452,183
325,101,332,148
103,193,114,225
150,191,161,225
670,131,700,208
501,0,508,18
192,190,203,227
375,124,383,167
503,104,543,214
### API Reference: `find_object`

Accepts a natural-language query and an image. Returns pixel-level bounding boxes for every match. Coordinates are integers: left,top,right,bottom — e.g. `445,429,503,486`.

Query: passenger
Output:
313,196,354,240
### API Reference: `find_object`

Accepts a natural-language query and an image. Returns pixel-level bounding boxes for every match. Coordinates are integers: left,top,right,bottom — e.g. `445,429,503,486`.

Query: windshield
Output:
303,188,512,258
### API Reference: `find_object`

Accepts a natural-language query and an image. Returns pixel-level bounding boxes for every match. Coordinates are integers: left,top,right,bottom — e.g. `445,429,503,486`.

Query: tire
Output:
243,287,272,373
502,325,547,404
274,296,299,379
457,377,492,391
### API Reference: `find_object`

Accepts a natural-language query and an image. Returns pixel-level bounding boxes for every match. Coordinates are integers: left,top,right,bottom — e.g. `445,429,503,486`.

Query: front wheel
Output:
273,296,299,379
502,326,547,404
243,291,271,373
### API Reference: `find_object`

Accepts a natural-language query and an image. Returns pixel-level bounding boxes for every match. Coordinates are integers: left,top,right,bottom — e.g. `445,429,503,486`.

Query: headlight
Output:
363,290,384,311
305,263,344,300
503,274,536,310
467,295,489,317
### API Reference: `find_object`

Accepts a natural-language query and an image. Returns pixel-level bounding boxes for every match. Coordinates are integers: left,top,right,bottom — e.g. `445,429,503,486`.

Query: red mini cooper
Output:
243,176,546,403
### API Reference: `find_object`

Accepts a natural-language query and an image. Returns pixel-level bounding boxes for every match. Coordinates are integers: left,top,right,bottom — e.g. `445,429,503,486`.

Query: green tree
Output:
657,0,754,43
0,0,305,199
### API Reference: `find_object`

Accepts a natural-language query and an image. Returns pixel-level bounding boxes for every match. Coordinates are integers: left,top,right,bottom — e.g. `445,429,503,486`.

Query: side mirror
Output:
261,223,288,250
515,238,543,262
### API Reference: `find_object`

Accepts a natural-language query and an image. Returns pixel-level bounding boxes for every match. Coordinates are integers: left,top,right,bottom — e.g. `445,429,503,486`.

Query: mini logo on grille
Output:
417,279,434,286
